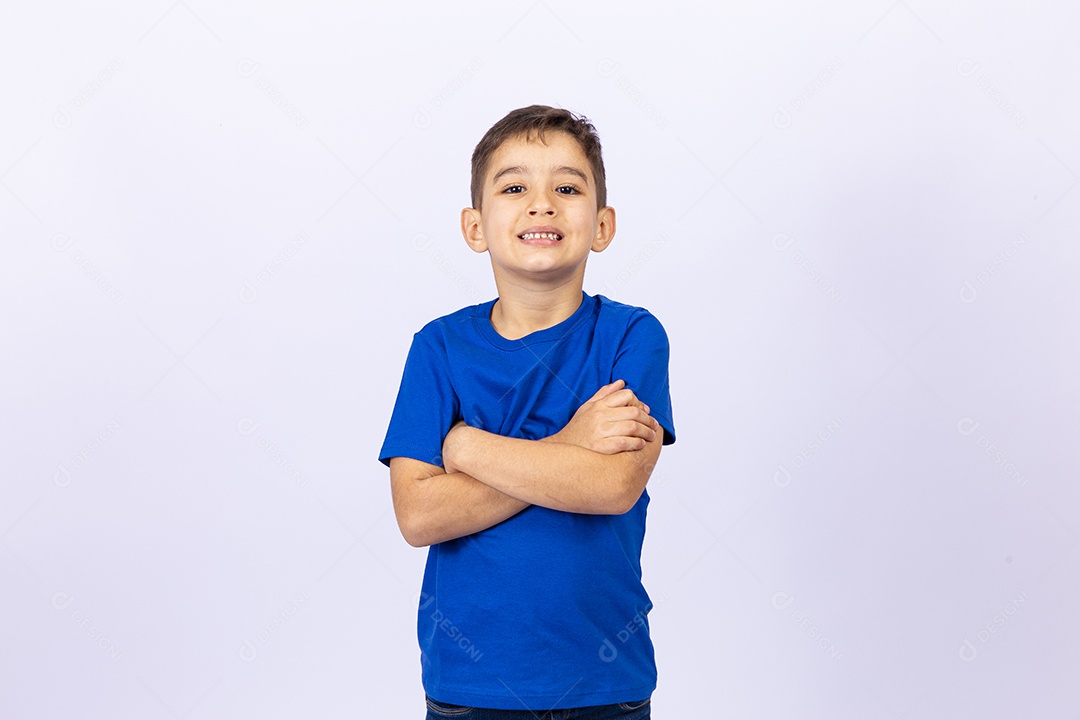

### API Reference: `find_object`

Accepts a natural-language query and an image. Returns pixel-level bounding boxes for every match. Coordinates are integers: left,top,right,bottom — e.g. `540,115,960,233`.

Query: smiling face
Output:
461,130,615,290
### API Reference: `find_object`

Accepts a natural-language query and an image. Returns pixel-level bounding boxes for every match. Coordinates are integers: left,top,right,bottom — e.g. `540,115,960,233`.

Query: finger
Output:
595,435,647,455
617,436,648,452
606,406,655,425
626,390,650,415
603,387,647,409
600,387,632,407
631,406,660,429
609,419,658,443
604,406,659,438
626,394,651,416
587,379,625,402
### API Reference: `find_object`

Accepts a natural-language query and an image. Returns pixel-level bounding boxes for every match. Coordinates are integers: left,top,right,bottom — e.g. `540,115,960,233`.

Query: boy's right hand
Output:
544,379,660,454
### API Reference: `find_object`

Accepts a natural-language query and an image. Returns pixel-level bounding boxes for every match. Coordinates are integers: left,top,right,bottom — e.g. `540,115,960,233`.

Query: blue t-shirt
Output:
379,291,675,710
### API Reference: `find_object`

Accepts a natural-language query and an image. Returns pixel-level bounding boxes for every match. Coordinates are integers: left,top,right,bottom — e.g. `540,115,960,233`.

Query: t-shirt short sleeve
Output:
378,331,460,468
375,295,672,708
612,309,676,445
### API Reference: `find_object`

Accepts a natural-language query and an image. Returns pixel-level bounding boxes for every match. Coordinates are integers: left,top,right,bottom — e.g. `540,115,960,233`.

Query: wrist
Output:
539,428,563,444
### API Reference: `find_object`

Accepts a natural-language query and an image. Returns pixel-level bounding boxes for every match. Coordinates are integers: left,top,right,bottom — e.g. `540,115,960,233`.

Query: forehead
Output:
487,131,593,183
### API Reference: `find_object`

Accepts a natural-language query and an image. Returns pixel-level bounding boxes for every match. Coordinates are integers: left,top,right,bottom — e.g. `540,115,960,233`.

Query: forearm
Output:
445,426,645,514
393,462,530,547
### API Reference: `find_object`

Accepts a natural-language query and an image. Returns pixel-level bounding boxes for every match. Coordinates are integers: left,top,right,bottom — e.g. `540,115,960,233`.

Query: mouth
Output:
518,227,564,244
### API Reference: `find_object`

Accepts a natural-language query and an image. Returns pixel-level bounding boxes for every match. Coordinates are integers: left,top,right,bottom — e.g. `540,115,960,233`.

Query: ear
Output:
591,205,616,252
460,207,488,253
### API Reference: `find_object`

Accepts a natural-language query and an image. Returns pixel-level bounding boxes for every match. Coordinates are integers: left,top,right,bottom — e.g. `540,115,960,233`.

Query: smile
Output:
518,232,563,241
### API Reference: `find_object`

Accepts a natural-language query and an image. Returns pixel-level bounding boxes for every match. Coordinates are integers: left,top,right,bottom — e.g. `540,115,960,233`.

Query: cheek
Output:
571,210,598,232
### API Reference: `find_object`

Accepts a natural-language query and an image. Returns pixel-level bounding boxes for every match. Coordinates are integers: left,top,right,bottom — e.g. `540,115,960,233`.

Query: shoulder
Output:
414,298,497,345
592,293,669,340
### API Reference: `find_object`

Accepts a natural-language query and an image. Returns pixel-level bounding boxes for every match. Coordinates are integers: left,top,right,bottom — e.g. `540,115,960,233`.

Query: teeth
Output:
520,232,561,240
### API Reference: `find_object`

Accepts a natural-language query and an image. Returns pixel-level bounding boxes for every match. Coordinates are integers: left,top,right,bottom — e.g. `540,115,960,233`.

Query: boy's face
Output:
461,131,615,288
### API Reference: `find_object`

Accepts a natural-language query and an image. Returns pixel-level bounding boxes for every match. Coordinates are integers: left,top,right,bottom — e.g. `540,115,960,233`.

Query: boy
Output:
379,105,676,719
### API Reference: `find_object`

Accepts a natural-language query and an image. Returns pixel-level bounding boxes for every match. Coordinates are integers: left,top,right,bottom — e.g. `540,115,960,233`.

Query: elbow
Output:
403,532,432,549
389,458,447,547
602,438,660,514
397,513,435,548
398,519,425,547
393,502,436,547
603,474,646,515
400,525,433,548
609,487,643,515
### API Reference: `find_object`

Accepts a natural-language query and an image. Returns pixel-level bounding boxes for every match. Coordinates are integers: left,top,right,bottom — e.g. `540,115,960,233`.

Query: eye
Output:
556,185,581,195
502,184,525,194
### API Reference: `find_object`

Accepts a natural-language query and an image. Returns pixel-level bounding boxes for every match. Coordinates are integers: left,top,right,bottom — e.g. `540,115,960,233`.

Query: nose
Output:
528,188,556,216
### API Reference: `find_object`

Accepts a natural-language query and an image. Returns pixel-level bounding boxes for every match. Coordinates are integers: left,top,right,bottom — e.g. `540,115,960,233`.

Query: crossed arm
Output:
388,380,664,547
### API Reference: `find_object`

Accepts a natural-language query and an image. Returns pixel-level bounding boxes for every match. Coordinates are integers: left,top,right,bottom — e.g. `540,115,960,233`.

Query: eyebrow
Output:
491,165,589,184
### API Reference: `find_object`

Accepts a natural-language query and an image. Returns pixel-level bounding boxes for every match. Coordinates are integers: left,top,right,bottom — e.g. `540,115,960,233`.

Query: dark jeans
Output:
425,695,651,720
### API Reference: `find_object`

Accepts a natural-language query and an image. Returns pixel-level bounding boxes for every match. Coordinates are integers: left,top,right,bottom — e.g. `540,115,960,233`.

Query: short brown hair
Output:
470,105,607,210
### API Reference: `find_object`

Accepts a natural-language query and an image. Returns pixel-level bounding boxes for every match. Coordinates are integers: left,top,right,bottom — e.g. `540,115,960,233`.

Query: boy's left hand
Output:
544,379,660,454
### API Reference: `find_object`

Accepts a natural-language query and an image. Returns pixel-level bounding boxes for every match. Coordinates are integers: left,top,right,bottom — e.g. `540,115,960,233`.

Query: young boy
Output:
379,105,676,719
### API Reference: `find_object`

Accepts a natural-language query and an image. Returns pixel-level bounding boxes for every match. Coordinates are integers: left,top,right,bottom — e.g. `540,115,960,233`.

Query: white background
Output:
2,1,1078,717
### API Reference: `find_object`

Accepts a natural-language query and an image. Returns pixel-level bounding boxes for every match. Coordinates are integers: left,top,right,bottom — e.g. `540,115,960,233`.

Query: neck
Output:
489,275,585,340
